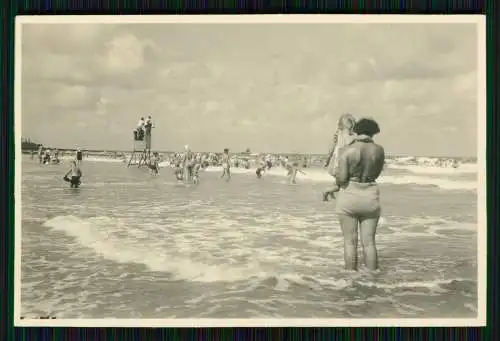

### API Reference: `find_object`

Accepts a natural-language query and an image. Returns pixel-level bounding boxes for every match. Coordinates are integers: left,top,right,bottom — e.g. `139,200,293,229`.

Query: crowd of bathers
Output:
35,146,60,165
31,145,87,166
389,156,460,168
144,145,311,185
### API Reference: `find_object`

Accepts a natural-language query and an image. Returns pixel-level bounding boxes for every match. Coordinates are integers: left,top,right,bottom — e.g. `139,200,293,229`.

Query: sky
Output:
20,21,479,156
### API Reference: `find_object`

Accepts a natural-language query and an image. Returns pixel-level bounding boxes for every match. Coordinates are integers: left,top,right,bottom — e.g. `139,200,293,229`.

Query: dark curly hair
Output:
353,117,380,137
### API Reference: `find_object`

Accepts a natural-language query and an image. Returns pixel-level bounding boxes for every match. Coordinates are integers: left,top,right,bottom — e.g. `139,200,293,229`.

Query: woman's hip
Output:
335,182,381,218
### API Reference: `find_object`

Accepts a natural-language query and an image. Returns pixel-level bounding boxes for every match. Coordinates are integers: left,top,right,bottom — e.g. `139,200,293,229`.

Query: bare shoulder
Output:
339,144,357,157
373,143,385,156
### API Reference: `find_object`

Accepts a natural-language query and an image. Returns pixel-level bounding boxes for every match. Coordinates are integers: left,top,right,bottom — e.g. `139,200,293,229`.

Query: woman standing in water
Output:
220,148,231,181
334,117,384,271
182,145,193,181
323,113,357,201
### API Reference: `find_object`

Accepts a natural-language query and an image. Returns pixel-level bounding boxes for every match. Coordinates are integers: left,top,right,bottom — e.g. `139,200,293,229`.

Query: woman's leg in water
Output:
359,216,379,271
338,214,359,271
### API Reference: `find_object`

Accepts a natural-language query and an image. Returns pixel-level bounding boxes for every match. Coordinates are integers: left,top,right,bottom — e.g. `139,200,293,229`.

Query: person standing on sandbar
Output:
220,148,231,181
75,148,83,166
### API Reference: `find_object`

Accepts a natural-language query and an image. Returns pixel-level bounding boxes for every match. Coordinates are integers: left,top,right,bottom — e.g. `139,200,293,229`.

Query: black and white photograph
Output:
14,15,486,327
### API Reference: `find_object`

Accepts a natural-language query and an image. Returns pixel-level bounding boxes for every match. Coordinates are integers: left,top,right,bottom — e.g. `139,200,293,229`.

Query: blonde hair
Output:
336,113,357,133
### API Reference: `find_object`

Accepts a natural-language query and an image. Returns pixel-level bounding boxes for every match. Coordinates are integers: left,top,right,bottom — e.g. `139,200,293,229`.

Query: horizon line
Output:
21,147,477,159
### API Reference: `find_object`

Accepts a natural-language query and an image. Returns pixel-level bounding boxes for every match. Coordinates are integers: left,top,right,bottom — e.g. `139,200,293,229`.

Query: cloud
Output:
100,34,148,74
22,80,101,114
22,23,110,55
52,84,95,109
20,22,479,156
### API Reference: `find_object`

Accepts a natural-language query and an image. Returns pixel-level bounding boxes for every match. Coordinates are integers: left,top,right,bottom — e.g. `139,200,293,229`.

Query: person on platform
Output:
144,115,154,149
135,117,145,141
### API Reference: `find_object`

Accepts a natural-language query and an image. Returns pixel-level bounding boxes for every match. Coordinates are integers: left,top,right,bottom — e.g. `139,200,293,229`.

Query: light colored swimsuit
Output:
334,138,383,219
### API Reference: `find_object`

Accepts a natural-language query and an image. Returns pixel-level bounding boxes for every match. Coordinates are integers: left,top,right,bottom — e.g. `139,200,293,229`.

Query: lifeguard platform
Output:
128,131,152,168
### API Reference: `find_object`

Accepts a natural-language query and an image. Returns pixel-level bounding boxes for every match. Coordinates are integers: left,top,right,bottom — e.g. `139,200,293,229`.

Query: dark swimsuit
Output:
64,175,81,188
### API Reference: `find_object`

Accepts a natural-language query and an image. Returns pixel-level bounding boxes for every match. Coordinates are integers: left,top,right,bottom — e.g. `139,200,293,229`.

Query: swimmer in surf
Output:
220,148,231,181
287,160,306,184
174,163,184,181
323,113,357,201
265,155,272,170
192,156,202,184
149,152,160,176
53,149,60,164
43,149,51,165
182,145,194,181
200,154,209,169
37,145,43,163
256,158,266,179
290,162,306,184
63,161,83,188
187,154,196,180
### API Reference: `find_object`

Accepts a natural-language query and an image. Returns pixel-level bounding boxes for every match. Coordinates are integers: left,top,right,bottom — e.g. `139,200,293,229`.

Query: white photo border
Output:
13,14,487,328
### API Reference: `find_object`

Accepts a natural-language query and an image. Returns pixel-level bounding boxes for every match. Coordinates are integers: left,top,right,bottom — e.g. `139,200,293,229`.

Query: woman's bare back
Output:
336,141,385,186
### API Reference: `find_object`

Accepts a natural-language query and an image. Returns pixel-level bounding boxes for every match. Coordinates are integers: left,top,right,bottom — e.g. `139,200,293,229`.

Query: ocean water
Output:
20,156,478,319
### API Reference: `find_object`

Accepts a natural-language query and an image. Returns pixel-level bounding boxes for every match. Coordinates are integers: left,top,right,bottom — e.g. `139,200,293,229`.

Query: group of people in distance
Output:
171,145,217,184
35,145,60,165
35,145,85,167
254,155,305,184
166,146,233,184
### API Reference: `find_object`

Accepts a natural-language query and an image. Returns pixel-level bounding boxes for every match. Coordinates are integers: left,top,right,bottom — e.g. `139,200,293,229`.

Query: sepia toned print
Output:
14,15,486,327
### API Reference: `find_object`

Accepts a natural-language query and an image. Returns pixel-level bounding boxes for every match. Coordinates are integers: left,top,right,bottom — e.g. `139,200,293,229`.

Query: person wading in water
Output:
334,117,384,271
63,160,83,188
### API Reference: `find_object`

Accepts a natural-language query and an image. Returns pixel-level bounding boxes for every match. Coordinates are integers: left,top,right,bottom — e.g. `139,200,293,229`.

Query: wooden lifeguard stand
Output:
128,131,152,168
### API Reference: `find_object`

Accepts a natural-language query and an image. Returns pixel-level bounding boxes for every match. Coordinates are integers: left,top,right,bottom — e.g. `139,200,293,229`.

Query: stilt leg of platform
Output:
127,151,136,167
